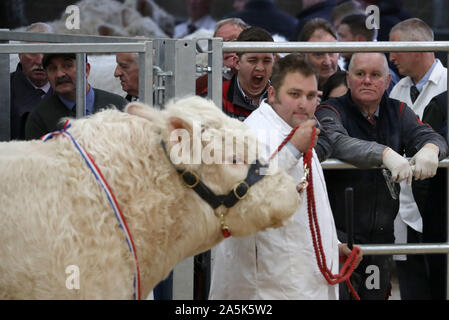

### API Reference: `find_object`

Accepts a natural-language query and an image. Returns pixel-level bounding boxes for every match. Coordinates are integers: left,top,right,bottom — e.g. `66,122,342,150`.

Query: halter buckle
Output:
233,181,249,200
181,170,200,188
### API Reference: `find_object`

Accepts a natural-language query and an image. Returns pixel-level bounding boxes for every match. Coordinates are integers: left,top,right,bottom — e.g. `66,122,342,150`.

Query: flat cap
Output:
42,53,76,69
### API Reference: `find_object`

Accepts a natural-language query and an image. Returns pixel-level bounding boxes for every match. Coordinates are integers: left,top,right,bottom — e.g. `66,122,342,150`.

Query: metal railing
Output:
0,31,205,141
219,40,449,299
1,33,449,298
0,40,154,141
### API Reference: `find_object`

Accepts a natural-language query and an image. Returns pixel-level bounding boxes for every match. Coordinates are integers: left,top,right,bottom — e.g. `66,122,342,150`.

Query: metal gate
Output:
1,31,449,299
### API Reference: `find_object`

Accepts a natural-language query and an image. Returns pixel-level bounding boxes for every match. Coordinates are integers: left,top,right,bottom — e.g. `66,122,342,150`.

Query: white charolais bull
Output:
0,96,299,299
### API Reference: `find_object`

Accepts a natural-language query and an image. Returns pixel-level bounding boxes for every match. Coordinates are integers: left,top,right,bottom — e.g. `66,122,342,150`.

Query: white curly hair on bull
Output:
0,96,299,299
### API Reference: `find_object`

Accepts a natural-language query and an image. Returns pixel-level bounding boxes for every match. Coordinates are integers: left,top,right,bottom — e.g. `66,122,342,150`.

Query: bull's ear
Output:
167,116,192,134
167,117,194,154
126,102,158,121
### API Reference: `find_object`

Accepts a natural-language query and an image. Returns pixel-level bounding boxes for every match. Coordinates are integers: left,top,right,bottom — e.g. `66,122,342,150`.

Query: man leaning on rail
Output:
314,52,448,300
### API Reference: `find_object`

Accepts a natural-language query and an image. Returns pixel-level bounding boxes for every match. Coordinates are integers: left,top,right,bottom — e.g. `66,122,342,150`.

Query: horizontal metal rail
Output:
322,158,449,169
0,30,151,43
358,243,449,255
1,38,448,298
223,41,449,53
0,42,154,119
0,42,147,53
323,158,449,255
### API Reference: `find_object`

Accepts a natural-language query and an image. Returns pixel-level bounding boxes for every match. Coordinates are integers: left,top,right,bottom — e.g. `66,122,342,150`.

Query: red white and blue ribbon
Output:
42,120,141,300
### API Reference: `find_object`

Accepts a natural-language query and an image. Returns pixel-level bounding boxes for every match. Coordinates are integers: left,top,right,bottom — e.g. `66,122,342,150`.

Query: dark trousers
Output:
395,226,432,300
153,271,173,300
340,254,393,300
412,169,447,299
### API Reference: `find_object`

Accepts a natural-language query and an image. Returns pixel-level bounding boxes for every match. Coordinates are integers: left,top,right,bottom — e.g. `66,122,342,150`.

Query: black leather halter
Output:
161,140,268,210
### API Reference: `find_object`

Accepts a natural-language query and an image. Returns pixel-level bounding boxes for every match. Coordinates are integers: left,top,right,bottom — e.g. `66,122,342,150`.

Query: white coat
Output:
389,59,447,259
209,100,340,300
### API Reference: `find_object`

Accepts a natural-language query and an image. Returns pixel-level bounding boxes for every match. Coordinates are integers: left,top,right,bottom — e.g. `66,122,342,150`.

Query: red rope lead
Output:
303,126,360,300
268,126,299,162
270,125,360,300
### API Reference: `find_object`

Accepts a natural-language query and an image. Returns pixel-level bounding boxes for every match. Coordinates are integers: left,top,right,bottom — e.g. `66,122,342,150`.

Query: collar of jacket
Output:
340,90,387,120
228,74,268,112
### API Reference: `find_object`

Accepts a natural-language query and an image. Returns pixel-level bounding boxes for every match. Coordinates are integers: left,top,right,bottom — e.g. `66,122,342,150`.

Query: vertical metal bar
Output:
208,38,223,109
155,39,167,109
162,39,195,101
163,39,175,101
75,53,86,118
139,40,153,106
0,29,10,141
175,39,195,97
442,50,449,299
0,53,10,141
345,187,354,250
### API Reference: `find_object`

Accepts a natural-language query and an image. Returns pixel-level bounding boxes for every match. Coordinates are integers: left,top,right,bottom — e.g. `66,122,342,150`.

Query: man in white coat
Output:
389,18,447,300
209,53,362,300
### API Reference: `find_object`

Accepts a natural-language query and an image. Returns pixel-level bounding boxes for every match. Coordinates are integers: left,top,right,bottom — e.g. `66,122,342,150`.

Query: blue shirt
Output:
415,59,438,92
58,85,95,115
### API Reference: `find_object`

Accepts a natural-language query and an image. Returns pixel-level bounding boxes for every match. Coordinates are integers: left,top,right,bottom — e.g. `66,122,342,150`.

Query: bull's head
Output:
126,96,299,239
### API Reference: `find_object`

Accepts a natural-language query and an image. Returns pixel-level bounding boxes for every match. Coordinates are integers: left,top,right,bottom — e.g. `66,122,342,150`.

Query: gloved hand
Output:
382,148,413,185
410,143,440,180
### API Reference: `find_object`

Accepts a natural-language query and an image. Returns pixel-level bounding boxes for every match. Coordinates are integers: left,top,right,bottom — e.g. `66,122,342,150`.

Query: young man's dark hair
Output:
236,26,274,57
321,69,347,101
298,18,336,42
340,14,377,41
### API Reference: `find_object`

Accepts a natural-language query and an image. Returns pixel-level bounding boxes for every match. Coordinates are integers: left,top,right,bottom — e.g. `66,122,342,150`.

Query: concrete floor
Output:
171,250,401,300
173,256,194,300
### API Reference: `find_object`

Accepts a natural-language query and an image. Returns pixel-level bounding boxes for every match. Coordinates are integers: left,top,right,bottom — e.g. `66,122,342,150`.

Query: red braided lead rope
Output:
271,125,360,300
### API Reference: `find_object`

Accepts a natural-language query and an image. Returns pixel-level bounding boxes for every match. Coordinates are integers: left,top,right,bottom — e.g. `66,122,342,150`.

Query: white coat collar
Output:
399,59,445,89
258,99,293,137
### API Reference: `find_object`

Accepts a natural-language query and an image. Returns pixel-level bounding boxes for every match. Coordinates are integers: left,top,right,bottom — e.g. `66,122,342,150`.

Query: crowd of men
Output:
6,0,449,301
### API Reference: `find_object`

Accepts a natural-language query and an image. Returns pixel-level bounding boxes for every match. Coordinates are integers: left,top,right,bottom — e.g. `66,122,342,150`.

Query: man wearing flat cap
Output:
25,53,127,140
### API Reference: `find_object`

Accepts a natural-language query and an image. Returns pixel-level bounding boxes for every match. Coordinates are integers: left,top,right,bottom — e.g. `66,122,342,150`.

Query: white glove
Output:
382,148,413,185
410,143,440,180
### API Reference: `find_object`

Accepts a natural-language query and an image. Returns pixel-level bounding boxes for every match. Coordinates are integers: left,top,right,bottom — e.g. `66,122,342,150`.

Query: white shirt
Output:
173,15,216,38
209,100,340,300
389,59,447,259
29,79,51,93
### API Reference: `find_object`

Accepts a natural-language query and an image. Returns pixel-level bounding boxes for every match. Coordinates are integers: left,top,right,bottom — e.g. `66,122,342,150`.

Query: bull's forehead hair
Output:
165,96,230,127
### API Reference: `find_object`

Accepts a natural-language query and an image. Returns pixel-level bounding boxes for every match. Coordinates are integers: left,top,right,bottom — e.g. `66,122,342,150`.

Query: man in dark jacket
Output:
315,52,448,299
225,0,298,40
298,18,339,91
25,53,127,140
10,22,54,140
295,0,336,39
